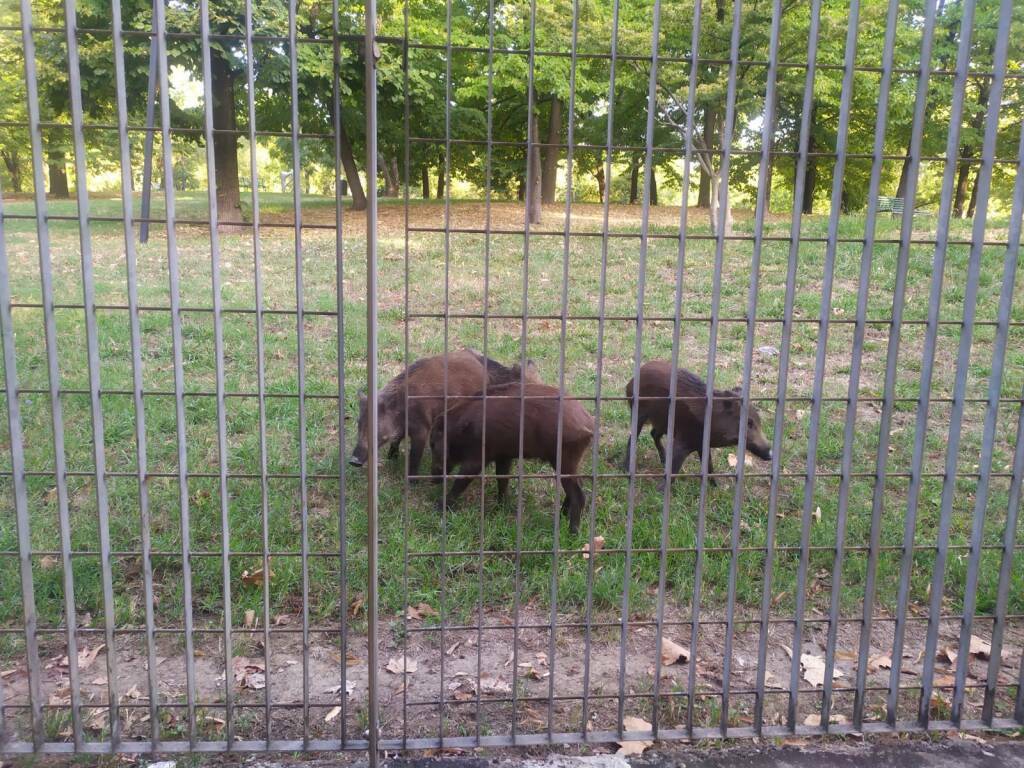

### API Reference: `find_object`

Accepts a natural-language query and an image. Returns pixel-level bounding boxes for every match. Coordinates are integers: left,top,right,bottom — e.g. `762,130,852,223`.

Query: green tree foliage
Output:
0,0,1021,220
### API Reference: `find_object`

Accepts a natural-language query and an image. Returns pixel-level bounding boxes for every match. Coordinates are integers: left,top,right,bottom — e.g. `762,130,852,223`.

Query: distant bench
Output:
877,196,932,217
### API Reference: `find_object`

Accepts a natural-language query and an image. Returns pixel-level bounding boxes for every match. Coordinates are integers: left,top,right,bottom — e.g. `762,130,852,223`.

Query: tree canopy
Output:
1,0,1021,220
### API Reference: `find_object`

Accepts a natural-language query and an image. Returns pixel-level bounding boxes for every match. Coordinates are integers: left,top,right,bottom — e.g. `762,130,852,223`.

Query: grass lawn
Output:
0,191,1022,654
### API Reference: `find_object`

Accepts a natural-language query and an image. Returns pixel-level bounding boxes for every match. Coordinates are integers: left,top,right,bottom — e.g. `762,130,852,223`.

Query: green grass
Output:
0,192,1022,648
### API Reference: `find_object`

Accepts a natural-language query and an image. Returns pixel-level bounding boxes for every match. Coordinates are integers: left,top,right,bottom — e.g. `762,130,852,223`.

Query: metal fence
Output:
0,0,1023,759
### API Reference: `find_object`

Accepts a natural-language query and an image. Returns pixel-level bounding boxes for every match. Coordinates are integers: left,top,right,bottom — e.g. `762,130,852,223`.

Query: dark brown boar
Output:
622,360,772,486
350,349,539,475
429,382,594,533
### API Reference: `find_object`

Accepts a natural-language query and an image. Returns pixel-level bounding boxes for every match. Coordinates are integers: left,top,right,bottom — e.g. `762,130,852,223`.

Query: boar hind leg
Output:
656,440,693,492
407,428,429,478
697,448,717,487
438,459,481,511
621,416,648,471
651,427,666,465
495,458,511,501
560,477,585,534
387,440,401,461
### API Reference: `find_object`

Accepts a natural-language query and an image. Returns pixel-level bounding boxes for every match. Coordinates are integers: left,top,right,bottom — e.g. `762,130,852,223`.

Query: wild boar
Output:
428,382,594,533
622,360,772,486
349,349,538,476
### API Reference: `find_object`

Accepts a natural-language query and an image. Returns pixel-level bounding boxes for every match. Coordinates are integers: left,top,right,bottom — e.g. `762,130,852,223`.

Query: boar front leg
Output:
697,447,717,487
407,427,429,479
495,458,511,501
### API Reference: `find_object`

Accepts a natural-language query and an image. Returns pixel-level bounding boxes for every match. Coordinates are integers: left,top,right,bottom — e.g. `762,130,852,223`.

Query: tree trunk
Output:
436,164,445,199
541,96,562,204
528,107,542,224
956,76,991,219
2,150,23,194
966,166,980,218
649,167,658,206
421,166,430,199
708,168,733,237
697,108,716,207
381,155,399,197
801,105,818,215
953,156,972,218
629,156,639,204
337,120,366,211
47,151,69,198
517,177,525,201
210,51,242,222
595,167,605,203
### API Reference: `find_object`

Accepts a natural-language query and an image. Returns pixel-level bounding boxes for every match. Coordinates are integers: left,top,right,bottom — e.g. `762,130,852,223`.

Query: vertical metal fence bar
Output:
438,0,453,740
1013,409,1024,723
981,120,1024,726
675,0,700,741
690,0,743,734
139,19,157,245
720,0,781,735
651,0,700,729
512,0,539,738
781,0,823,731
848,0,900,730
364,0,381,760
618,0,661,736
241,0,273,745
286,0,312,747
652,0,701,738
864,0,937,729
476,0,497,741
152,0,198,742
938,0,1011,725
580,0,619,737
0,170,44,751
724,0,778,741
17,0,79,747
110,0,159,746
547,0,579,742
894,0,975,727
400,0,411,747
335,0,349,749
197,0,234,745
806,0,859,731
64,0,122,744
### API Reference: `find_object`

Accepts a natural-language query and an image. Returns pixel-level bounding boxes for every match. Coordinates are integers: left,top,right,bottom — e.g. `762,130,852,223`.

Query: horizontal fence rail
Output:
0,0,1022,760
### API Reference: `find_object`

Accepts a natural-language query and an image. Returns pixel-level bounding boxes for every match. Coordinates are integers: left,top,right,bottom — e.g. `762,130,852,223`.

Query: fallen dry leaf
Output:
40,555,59,570
582,535,605,559
616,715,654,756
969,635,991,659
406,602,439,620
661,637,690,666
801,653,843,688
480,674,511,695
519,663,549,681
77,645,105,671
204,715,226,731
803,713,849,726
324,705,342,723
868,654,892,672
232,657,267,690
812,506,822,524
933,674,956,687
241,561,272,587
348,596,365,617
244,609,256,629
385,656,418,675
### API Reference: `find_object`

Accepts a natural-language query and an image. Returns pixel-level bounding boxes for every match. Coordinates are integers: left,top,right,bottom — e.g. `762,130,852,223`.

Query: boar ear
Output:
721,396,736,411
732,386,742,395
358,389,367,405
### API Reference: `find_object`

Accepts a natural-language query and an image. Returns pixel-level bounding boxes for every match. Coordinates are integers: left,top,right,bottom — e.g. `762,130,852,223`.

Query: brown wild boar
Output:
622,360,772,486
429,382,594,534
349,349,538,475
